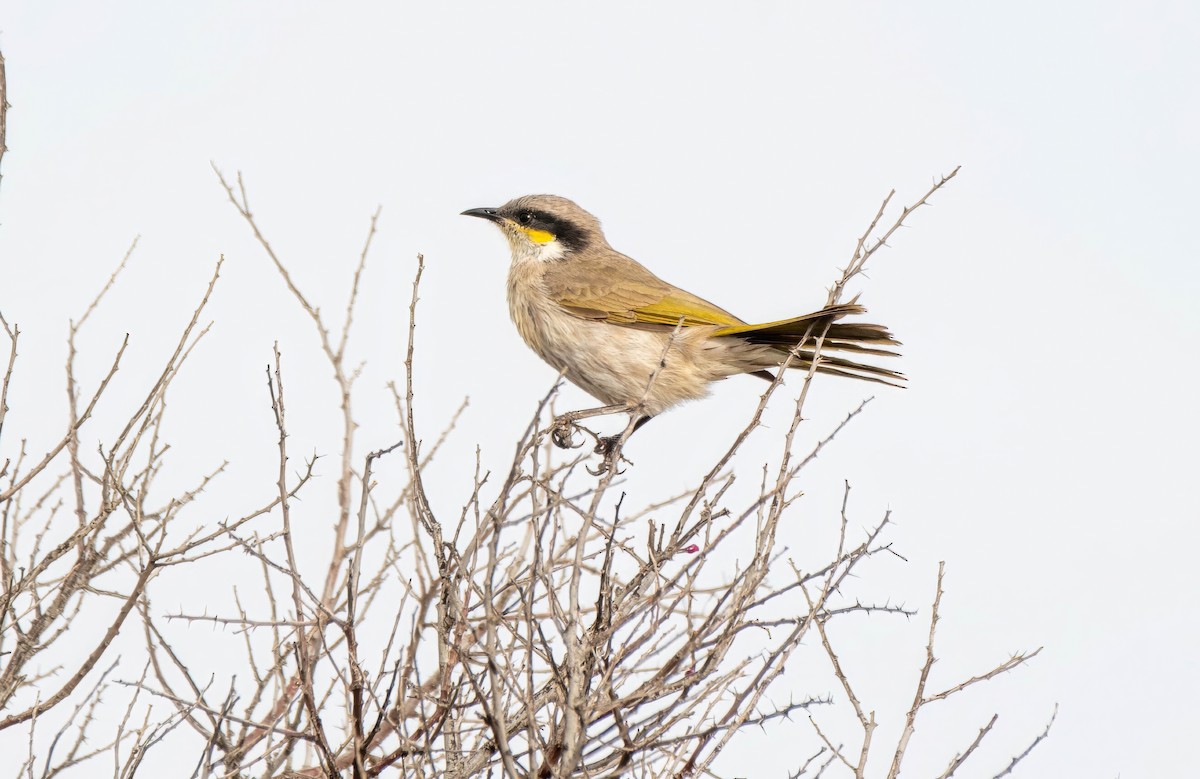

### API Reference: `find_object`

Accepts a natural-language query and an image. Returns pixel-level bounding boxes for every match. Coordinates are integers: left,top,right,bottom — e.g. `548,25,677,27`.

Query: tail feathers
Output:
793,351,906,387
715,303,905,388
711,303,866,339
820,339,901,357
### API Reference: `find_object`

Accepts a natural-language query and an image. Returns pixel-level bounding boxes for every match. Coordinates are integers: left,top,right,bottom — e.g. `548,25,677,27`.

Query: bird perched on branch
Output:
463,195,902,468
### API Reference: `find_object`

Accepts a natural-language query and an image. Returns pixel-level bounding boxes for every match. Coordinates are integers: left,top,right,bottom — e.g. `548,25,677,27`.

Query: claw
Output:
551,417,583,449
589,435,630,476
594,435,620,457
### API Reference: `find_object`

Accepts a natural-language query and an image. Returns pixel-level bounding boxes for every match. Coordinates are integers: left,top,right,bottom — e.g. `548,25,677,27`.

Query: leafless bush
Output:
0,167,1054,777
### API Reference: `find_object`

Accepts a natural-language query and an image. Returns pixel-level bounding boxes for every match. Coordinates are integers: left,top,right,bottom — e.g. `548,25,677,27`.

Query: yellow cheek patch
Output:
519,226,556,244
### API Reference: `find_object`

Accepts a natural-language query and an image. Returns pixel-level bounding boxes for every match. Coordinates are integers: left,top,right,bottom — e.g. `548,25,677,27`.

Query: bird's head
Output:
462,194,603,264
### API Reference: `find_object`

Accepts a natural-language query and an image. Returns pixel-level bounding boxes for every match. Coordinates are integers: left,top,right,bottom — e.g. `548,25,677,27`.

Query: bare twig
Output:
993,705,1057,778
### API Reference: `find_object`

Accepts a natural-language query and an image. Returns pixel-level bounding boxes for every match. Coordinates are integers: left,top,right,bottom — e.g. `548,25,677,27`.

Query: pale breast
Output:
506,268,729,414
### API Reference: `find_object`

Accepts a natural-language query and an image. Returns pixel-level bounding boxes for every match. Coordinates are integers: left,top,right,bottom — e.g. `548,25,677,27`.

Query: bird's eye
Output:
518,212,535,226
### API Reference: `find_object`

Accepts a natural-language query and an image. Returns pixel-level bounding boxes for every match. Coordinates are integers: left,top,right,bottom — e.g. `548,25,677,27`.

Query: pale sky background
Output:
2,2,1199,776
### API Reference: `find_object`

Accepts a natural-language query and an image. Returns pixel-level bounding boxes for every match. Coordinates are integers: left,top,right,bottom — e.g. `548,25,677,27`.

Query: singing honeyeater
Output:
463,195,902,448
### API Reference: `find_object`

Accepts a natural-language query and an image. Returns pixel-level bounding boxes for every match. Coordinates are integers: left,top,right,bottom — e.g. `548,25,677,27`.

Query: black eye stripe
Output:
518,210,542,226
501,206,588,251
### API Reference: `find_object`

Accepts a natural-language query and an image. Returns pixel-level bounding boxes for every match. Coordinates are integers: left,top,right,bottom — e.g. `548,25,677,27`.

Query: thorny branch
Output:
0,44,7,192
2,169,1049,777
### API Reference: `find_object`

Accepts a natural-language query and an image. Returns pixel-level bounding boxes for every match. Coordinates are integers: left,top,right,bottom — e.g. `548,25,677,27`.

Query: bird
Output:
463,194,903,465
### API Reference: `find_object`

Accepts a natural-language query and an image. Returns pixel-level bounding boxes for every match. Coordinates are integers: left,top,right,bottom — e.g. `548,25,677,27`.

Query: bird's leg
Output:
551,403,635,449
590,414,654,476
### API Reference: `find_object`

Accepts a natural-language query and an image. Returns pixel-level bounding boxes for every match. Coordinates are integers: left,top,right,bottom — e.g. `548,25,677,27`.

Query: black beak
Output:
461,207,503,223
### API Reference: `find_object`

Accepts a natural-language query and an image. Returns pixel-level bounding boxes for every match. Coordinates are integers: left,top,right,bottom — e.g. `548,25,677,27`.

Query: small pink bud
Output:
684,544,700,554
685,665,696,676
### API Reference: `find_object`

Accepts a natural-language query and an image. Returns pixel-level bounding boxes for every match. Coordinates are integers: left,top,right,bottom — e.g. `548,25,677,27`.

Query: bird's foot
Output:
588,435,632,476
551,415,584,449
